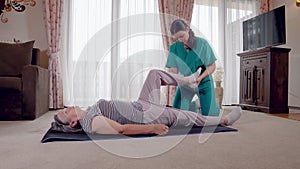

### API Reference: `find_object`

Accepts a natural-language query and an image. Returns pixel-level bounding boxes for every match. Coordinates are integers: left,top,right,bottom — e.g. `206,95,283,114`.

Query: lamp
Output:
297,0,300,7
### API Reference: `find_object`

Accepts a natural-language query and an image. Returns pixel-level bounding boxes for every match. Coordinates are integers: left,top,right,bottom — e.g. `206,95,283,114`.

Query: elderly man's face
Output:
57,107,77,124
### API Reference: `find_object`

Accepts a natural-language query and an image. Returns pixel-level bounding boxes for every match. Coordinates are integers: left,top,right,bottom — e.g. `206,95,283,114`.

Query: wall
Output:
0,1,48,68
270,0,300,107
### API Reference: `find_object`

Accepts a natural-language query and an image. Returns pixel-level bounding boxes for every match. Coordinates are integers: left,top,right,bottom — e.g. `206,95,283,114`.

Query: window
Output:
63,0,164,106
191,0,259,104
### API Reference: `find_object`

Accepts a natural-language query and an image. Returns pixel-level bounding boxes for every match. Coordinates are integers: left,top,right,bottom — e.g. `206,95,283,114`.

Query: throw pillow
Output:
0,40,35,76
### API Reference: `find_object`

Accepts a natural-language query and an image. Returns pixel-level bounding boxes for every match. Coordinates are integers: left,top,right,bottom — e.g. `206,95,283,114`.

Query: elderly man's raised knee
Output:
148,69,162,78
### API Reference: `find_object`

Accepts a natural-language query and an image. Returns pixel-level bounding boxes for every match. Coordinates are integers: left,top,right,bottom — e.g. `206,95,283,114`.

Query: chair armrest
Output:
22,65,50,119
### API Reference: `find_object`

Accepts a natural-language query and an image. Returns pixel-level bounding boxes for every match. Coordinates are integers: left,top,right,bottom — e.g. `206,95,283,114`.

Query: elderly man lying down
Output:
54,69,242,135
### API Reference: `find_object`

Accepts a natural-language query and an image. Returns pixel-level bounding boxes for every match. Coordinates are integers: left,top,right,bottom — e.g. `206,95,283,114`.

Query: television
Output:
243,5,286,51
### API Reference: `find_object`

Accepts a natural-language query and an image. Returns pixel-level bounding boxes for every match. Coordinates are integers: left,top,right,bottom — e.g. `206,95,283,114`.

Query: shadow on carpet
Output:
41,125,238,143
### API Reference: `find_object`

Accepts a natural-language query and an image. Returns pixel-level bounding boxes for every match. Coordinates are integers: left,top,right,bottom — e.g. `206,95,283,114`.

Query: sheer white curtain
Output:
224,0,259,105
191,0,259,105
62,0,165,107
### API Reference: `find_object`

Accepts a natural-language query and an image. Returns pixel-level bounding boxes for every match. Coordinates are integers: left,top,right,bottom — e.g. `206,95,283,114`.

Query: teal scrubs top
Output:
166,37,220,116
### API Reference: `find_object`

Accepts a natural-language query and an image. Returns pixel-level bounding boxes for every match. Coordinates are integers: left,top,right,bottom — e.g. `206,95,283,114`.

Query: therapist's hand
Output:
195,76,203,85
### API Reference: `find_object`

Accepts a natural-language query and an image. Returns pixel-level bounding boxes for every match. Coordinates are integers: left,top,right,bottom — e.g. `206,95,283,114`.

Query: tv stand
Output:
237,47,291,114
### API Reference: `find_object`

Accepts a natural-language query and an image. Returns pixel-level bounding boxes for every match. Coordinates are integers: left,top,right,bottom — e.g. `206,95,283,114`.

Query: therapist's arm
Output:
91,116,169,135
196,62,216,84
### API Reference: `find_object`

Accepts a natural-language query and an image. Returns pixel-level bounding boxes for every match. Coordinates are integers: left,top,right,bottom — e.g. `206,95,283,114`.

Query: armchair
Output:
0,41,50,120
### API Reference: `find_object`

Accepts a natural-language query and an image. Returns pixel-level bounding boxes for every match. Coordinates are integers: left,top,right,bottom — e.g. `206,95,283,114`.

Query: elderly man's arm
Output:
91,116,169,135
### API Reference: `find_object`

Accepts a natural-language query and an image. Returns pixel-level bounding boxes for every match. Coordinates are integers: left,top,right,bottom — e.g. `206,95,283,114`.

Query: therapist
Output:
165,19,220,116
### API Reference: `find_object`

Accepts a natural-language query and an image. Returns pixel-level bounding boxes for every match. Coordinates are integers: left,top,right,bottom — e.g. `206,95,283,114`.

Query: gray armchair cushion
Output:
0,77,22,91
0,40,35,76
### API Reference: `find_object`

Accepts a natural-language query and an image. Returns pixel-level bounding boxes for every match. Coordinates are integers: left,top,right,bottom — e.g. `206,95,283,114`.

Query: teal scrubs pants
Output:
172,80,220,116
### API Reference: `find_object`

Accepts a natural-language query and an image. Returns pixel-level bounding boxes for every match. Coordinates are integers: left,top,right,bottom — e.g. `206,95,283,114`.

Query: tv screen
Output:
243,5,286,51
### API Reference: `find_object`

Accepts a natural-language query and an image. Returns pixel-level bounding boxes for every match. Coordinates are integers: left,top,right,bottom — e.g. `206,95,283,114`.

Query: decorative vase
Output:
213,67,224,109
215,81,223,109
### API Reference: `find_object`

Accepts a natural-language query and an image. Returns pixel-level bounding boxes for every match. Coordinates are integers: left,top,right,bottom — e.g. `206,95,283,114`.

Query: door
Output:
241,66,254,104
253,57,267,106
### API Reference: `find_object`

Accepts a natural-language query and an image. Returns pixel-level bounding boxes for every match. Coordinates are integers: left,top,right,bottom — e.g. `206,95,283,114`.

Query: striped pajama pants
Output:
137,69,223,127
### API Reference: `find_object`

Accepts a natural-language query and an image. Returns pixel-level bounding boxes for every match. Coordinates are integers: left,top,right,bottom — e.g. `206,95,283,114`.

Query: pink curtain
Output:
43,0,64,109
158,0,194,106
259,0,270,13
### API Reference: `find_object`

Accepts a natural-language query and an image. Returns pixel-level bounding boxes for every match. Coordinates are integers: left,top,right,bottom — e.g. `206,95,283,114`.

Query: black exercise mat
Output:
41,125,237,143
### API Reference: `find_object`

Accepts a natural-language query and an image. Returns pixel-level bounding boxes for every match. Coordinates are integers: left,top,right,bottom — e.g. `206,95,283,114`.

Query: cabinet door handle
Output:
259,60,262,63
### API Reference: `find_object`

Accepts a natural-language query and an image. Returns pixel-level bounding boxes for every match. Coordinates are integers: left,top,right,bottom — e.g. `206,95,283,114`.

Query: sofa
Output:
0,41,50,120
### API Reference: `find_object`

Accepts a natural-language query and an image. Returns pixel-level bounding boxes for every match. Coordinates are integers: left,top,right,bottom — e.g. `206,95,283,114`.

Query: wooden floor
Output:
269,109,300,121
235,106,300,121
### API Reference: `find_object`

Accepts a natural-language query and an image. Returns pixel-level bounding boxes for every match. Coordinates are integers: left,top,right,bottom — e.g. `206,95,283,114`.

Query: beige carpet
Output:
0,107,300,169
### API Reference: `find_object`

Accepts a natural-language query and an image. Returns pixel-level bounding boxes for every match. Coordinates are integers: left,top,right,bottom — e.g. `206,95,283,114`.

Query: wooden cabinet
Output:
237,47,291,114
